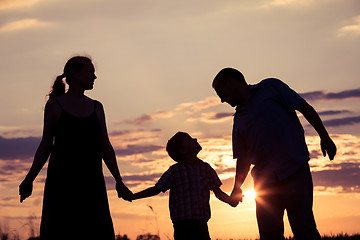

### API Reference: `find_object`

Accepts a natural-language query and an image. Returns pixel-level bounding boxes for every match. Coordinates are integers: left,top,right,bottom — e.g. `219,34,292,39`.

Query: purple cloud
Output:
117,111,173,125
122,114,153,125
0,136,40,160
122,172,162,182
109,128,161,136
318,110,352,116
211,112,233,120
114,144,163,156
323,116,360,127
300,88,360,101
312,162,360,193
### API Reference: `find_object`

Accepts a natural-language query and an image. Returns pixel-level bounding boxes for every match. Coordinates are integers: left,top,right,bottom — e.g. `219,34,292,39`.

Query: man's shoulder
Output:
253,78,290,95
258,78,283,87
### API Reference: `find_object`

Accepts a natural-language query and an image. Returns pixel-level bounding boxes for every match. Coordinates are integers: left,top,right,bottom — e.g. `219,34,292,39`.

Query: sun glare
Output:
244,190,256,200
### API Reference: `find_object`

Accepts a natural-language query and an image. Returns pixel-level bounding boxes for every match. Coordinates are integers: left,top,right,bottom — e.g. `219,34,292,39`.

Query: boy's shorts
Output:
173,219,210,240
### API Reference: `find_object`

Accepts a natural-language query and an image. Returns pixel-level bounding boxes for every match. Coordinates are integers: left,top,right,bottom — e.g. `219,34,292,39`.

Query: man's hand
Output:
321,135,337,160
116,181,133,202
19,179,33,203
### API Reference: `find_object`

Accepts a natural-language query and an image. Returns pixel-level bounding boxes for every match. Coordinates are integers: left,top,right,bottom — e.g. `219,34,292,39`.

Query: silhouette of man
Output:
212,68,336,240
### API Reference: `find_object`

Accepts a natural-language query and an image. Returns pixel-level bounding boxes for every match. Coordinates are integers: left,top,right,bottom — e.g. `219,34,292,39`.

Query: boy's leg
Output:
254,181,286,240
173,220,211,240
284,163,321,240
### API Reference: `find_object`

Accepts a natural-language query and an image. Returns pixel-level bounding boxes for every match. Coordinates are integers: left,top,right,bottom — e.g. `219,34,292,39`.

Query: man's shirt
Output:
155,159,222,222
232,78,310,182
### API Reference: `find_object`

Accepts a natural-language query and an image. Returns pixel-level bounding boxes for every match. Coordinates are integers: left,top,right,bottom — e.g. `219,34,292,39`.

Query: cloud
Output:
0,126,39,138
114,144,163,156
188,112,233,123
300,88,360,101
318,110,352,116
117,97,221,126
312,162,360,193
187,97,220,112
322,116,360,127
117,111,174,125
0,136,40,160
338,15,360,38
0,0,47,10
109,128,162,137
0,19,51,33
260,0,315,8
122,172,162,182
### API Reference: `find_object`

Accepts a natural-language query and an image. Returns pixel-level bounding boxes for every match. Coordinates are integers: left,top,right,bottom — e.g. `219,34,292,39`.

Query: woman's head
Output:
49,56,96,97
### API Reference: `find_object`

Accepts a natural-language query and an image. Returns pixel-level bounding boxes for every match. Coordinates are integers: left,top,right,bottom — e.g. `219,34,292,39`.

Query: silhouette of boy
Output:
131,132,237,240
212,68,337,240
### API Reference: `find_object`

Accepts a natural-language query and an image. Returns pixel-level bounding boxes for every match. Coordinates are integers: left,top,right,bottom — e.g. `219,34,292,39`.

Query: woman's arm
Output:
95,101,132,200
19,98,59,202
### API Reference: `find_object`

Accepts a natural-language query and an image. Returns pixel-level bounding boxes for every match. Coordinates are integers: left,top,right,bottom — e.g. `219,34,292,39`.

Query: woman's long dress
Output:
40,99,115,239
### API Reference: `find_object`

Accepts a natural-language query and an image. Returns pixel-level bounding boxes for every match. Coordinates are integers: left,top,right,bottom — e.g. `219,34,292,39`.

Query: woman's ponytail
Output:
49,74,66,98
48,56,92,98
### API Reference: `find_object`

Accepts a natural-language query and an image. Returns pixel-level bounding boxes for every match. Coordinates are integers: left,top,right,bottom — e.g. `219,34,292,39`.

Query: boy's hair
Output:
212,67,245,88
166,132,188,162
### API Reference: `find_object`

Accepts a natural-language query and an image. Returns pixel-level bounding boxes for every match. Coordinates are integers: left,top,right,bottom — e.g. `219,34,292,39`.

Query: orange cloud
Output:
260,0,315,8
0,19,51,32
176,97,220,113
0,0,46,10
338,16,360,38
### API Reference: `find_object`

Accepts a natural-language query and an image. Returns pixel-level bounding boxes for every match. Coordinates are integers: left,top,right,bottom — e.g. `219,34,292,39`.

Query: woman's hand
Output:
19,179,33,203
116,181,133,202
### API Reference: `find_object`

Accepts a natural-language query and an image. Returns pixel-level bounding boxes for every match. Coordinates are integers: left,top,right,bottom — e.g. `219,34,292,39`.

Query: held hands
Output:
229,187,244,207
116,181,133,202
19,179,33,203
321,135,337,160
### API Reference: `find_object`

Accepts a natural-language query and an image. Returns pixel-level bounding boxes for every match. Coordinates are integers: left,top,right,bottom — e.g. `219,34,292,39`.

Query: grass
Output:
219,234,360,240
0,233,354,240
1,218,359,240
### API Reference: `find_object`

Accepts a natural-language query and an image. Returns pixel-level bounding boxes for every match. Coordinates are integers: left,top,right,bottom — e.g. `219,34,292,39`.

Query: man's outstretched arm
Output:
296,101,337,160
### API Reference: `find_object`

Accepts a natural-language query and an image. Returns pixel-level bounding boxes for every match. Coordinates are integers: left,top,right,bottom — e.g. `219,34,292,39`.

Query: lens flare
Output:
244,190,256,200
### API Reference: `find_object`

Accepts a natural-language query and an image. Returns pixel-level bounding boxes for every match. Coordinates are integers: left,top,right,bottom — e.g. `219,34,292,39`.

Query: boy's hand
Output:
228,197,240,207
116,181,133,202
230,187,243,204
321,135,336,160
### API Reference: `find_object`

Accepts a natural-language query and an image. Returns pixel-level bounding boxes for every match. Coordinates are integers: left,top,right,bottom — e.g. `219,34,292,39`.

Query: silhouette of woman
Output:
19,56,132,239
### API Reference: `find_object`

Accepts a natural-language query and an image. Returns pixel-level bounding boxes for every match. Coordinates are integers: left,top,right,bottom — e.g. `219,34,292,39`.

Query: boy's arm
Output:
132,186,161,200
296,101,337,160
213,187,239,207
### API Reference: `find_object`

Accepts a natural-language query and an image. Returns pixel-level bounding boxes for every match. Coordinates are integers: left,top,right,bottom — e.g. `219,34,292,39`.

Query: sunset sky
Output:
1,0,360,239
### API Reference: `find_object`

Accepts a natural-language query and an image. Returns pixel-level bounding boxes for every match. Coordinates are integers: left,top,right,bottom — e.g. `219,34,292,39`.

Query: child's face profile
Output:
180,134,202,156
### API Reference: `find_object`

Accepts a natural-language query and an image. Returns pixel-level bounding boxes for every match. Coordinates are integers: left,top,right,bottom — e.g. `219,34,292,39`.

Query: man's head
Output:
166,132,202,162
212,68,249,107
